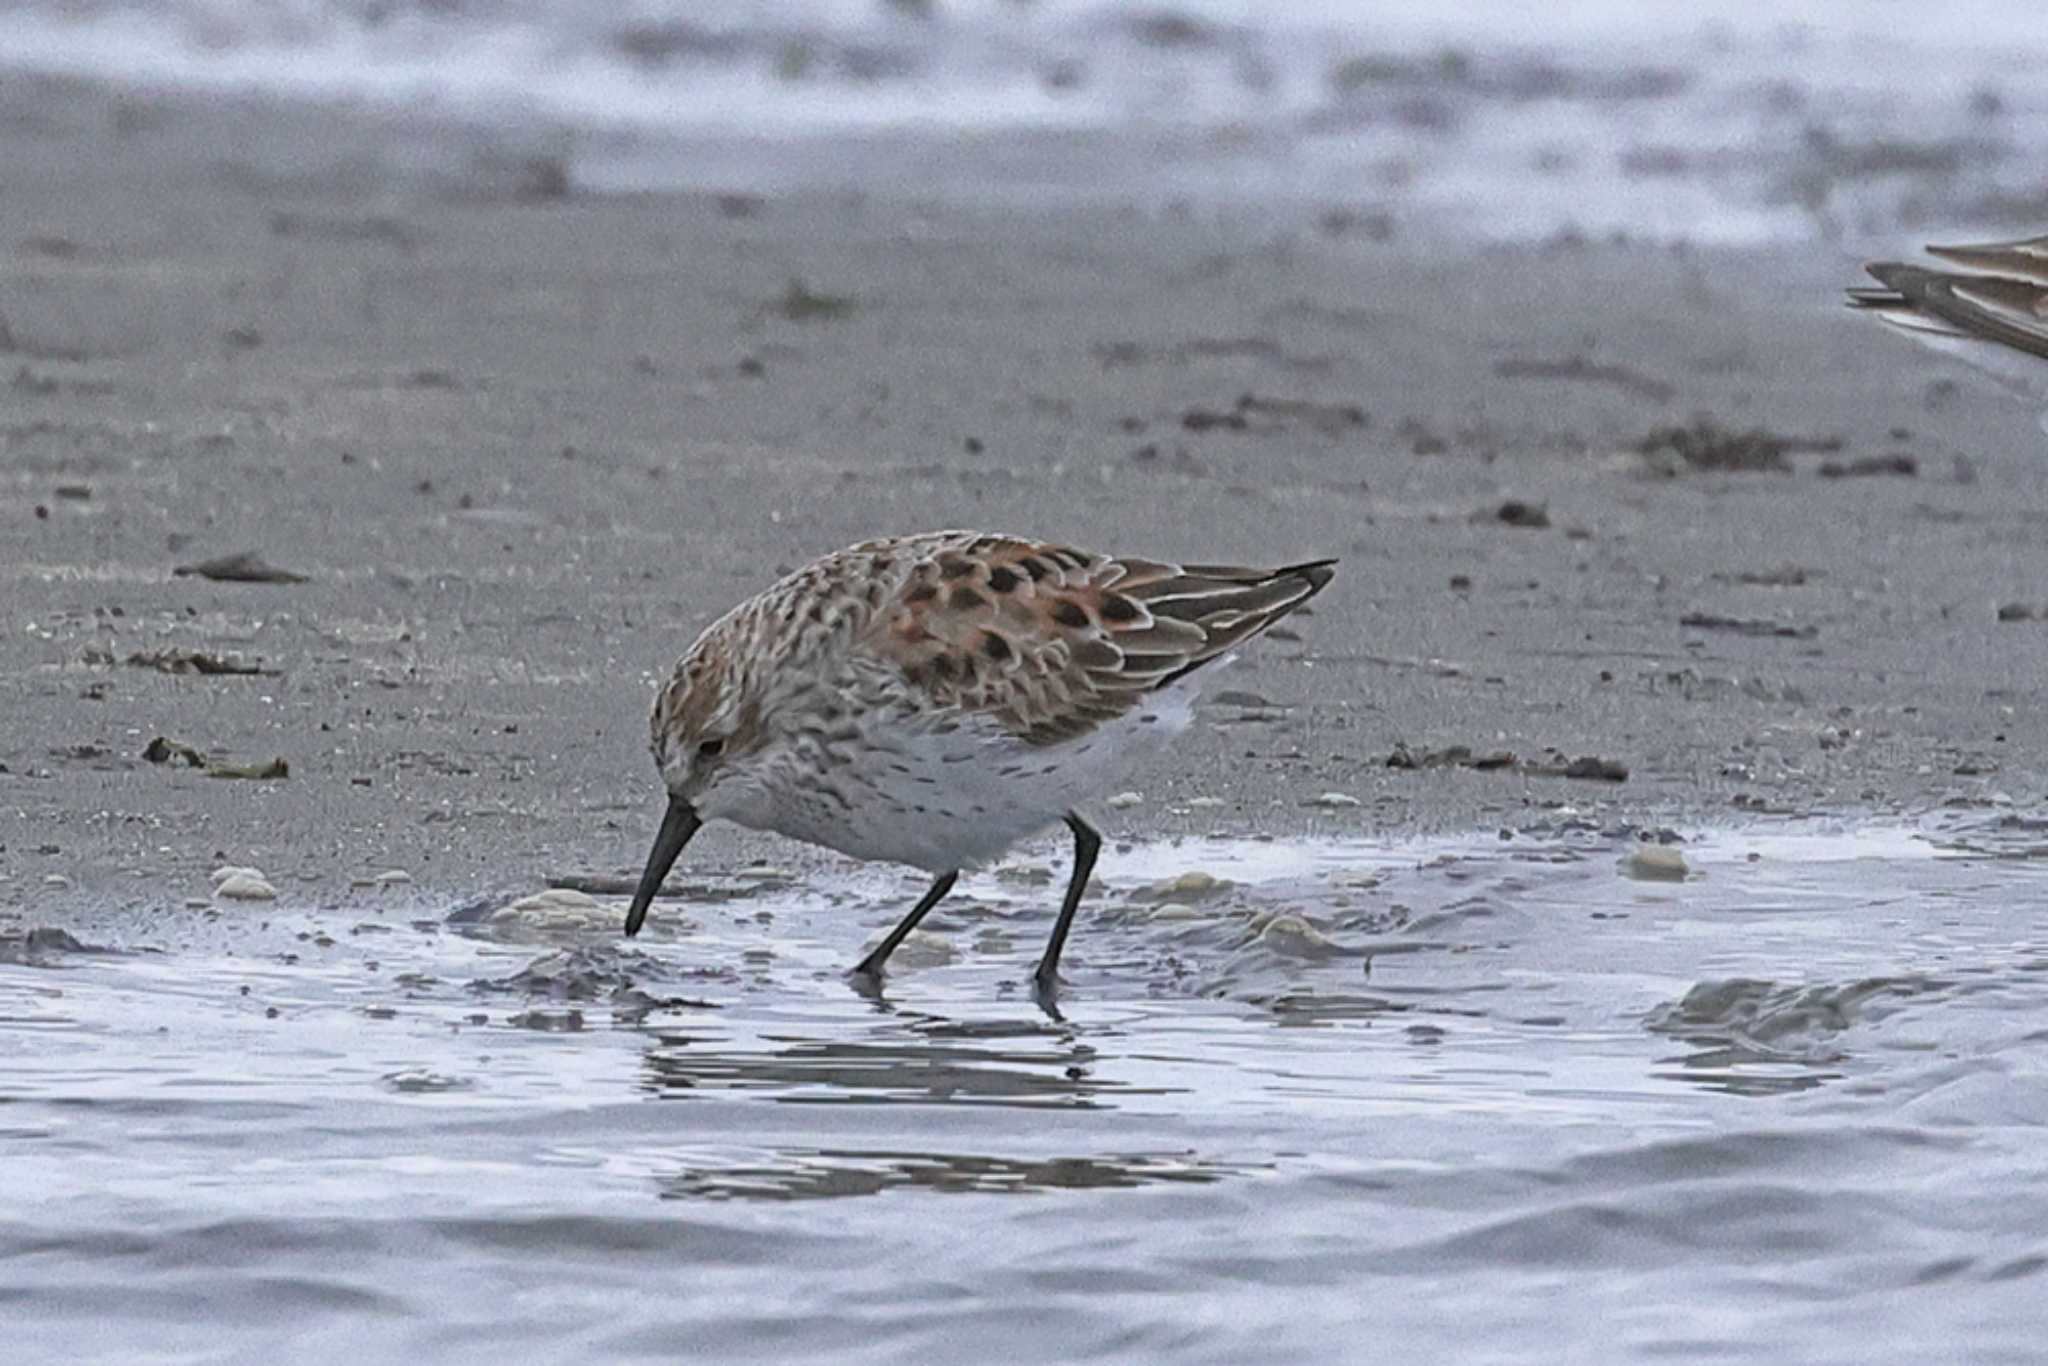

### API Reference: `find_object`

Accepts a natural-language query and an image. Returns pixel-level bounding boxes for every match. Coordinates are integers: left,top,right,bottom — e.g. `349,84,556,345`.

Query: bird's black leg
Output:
1033,812,1101,994
852,869,959,979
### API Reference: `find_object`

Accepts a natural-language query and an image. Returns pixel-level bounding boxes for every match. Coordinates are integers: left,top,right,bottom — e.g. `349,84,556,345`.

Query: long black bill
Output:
623,796,701,937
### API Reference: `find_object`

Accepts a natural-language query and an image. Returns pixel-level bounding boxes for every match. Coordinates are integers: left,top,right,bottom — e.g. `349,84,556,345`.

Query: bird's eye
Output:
696,738,725,761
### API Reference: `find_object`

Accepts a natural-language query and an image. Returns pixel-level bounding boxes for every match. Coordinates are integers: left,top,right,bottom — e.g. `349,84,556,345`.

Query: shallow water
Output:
8,1,2048,242
8,816,2048,1362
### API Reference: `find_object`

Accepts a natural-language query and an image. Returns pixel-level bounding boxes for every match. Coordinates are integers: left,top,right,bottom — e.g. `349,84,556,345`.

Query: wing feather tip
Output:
1279,558,1339,595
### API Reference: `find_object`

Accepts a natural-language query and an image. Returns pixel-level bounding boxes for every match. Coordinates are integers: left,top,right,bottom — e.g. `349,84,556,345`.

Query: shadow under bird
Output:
1848,232,2048,424
622,529,1335,998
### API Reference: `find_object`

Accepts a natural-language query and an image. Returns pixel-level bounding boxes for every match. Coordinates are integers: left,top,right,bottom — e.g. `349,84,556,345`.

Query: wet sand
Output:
3,73,2046,917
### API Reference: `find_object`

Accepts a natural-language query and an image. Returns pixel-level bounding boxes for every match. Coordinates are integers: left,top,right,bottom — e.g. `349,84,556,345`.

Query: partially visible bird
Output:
1848,232,2048,422
621,530,1336,999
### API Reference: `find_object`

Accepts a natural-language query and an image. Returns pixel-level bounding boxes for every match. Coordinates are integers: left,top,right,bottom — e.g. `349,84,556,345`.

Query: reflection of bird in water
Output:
1848,234,2048,427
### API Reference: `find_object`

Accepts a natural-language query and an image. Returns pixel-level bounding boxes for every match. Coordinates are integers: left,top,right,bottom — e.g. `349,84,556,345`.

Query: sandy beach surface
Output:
7,63,2048,1364
4,73,2044,909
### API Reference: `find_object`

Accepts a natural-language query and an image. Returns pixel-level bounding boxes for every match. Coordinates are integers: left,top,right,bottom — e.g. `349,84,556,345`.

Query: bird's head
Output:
625,631,767,936
650,648,763,814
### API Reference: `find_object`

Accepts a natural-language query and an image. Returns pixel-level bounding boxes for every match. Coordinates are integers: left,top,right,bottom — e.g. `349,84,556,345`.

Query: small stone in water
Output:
994,863,1055,885
890,929,956,968
382,1070,473,1094
489,888,610,930
1624,846,1689,882
1257,913,1339,957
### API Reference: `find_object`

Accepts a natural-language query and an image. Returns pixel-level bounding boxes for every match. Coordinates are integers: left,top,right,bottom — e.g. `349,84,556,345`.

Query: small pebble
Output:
1256,913,1340,957
42,873,71,889
1309,791,1362,808
1136,871,1232,901
1185,796,1225,809
1106,791,1144,809
215,871,279,901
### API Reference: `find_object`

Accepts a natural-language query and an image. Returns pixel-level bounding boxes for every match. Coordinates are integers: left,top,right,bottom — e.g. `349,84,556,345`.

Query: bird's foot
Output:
1030,966,1066,1016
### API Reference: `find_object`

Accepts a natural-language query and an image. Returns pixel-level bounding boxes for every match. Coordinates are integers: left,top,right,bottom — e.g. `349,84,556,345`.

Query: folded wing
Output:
866,534,1336,746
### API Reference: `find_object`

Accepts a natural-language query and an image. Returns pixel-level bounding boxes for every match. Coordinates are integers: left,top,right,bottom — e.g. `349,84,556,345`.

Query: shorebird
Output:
622,530,1335,997
1847,232,2048,423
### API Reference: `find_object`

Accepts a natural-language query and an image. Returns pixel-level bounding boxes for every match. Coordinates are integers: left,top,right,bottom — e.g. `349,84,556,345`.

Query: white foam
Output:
10,1,2048,242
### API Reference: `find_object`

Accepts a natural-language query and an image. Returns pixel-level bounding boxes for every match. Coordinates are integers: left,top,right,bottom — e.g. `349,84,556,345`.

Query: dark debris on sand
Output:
1635,418,1843,475
1817,453,1918,479
1385,743,1627,782
142,735,289,780
114,647,276,676
1479,499,1551,529
772,279,858,322
173,550,309,583
1180,392,1370,436
1679,612,1819,640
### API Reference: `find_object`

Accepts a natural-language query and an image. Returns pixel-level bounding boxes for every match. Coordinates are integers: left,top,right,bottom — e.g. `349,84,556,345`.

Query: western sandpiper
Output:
1849,233,2048,422
623,530,1335,997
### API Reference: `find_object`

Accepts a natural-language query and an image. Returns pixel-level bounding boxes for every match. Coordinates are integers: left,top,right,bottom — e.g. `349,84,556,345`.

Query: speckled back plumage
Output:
648,531,1333,871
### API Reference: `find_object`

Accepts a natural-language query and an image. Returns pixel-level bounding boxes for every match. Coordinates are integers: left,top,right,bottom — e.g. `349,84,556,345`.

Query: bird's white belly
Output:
749,676,1202,873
